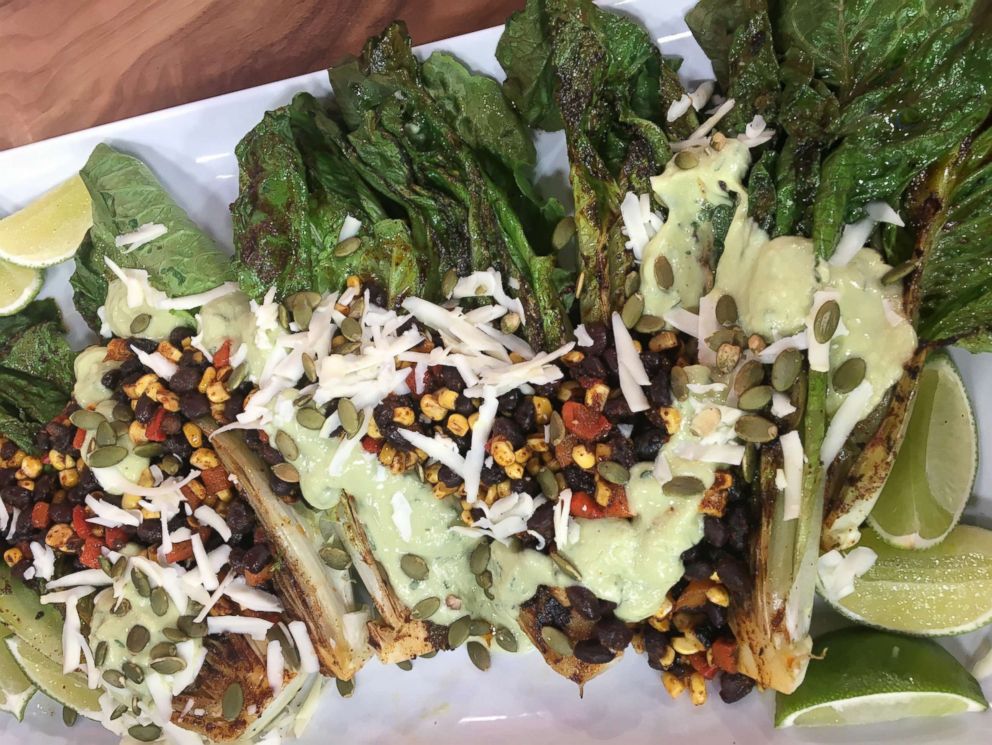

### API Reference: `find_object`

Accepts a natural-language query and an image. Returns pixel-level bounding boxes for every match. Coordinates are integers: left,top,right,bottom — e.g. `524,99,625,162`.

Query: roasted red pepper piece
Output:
710,637,739,675
561,401,611,440
361,435,382,454
31,502,50,530
145,407,167,442
212,339,232,369
80,538,103,569
72,505,91,539
689,652,719,680
568,490,634,520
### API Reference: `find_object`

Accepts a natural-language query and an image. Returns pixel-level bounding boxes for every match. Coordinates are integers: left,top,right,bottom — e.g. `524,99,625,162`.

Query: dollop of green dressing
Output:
102,279,192,340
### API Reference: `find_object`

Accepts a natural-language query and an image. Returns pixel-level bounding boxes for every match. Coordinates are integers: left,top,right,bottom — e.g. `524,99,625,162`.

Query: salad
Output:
1,0,991,742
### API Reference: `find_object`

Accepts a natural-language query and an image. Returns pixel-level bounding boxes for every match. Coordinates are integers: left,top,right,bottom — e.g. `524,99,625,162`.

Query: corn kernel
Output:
705,585,730,607
660,645,676,667
532,396,552,425
48,450,68,471
216,488,234,503
433,482,458,499
467,412,479,430
45,523,74,550
584,383,610,412
123,373,158,399
59,468,79,488
562,350,585,365
662,672,685,699
379,443,397,467
392,406,416,426
122,493,142,510
648,615,671,633
689,673,707,706
424,463,442,484
526,434,549,453
190,448,220,470
496,480,512,498
594,442,613,460
157,341,183,362
437,388,459,410
158,390,181,412
198,367,217,394
483,485,498,505
525,457,542,476
571,443,595,469
182,422,203,448
505,462,524,480
659,407,681,435
346,275,361,290
447,414,470,438
129,421,148,445
594,478,612,507
206,381,230,403
20,455,43,479
17,479,34,492
649,331,679,352
367,417,382,439
513,447,531,465
419,394,447,421
491,439,515,467
3,548,23,567
141,508,161,520
557,380,582,402
672,635,705,656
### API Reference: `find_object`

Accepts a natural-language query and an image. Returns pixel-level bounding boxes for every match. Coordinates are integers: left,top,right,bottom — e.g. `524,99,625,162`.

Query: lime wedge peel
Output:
0,174,92,269
0,259,43,316
868,351,977,550
818,525,992,636
776,627,988,728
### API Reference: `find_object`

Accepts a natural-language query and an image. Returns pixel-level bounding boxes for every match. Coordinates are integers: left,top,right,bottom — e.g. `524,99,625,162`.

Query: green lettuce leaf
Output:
69,233,106,333
78,144,233,299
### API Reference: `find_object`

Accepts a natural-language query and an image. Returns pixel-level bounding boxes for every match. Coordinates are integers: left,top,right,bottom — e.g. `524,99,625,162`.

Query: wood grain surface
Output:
0,0,523,151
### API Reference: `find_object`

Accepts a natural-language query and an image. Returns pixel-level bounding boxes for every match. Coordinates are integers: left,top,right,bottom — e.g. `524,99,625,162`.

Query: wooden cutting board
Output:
0,0,523,150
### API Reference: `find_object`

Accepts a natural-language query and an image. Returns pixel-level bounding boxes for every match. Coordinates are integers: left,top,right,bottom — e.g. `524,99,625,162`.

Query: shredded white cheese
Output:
288,620,320,674
667,93,692,122
193,505,232,542
267,640,285,695
821,379,874,465
391,492,413,542
779,431,804,520
115,223,167,253
553,489,574,549
771,391,797,417
573,324,594,347
338,215,362,242
206,615,273,640
817,546,877,601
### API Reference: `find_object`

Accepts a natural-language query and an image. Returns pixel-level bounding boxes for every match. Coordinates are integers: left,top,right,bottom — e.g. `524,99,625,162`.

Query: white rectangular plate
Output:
1,1,989,743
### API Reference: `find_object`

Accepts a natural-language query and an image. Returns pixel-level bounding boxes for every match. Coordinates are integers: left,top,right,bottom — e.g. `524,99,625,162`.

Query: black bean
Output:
0,467,15,487
607,434,636,468
169,366,201,394
602,347,619,376
243,544,272,574
438,465,462,488
222,394,244,424
513,398,535,432
573,639,616,664
647,368,672,408
229,547,247,573
693,622,717,648
169,327,196,348
129,337,157,354
578,355,607,381
596,616,633,652
164,434,193,460
703,516,729,548
639,351,663,378
562,465,595,493
532,382,559,399
134,396,157,423
179,392,211,419
705,602,727,629
497,389,521,416
525,502,555,546
160,412,182,436
225,500,255,535
365,282,387,309
509,477,538,496
78,468,99,492
642,625,669,662
565,586,602,621
633,429,665,461
727,505,750,553
136,519,162,544
66,484,87,504
120,356,142,376
34,429,51,452
491,417,525,449
1,484,32,510
268,472,296,496
11,558,33,580
479,464,503,487
258,444,283,466
46,422,72,452
439,366,465,393
49,500,73,524
668,658,692,678
178,349,201,367
683,559,714,581
718,672,755,703
100,368,123,390
715,554,750,597
453,394,475,417
602,396,633,423
583,322,608,355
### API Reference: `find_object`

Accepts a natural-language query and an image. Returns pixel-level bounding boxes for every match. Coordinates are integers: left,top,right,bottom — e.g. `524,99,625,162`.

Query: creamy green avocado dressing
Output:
197,291,279,382
102,278,193,340
89,581,204,719
73,346,121,409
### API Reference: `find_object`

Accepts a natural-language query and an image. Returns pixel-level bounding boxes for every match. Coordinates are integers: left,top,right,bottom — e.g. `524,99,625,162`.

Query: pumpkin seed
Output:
111,420,129,437
536,468,559,500
110,556,127,580
150,642,177,660
624,270,640,297
475,570,493,590
467,640,491,671
620,293,644,329
112,402,134,422
813,300,841,343
500,312,521,334
109,704,127,721
662,476,705,496
177,615,207,639
495,626,518,652
552,216,577,250
131,696,141,716
674,151,699,170
112,598,131,617
469,619,492,637
88,445,127,468
540,626,574,657
122,661,144,684
447,616,471,648
833,356,866,393
99,555,113,576
160,454,181,475
550,551,582,581
133,442,164,458
129,313,151,335
400,553,429,581
94,640,108,667
396,660,413,671
882,259,917,285
62,706,78,727
341,317,363,342
293,392,314,408
296,407,325,430
654,255,674,290
69,409,105,430
302,353,317,383
670,365,689,401
548,411,565,445
716,294,738,326
151,656,187,675
336,678,355,697
335,340,361,355
293,303,313,331
272,462,300,483
597,460,629,485
103,669,125,688
95,420,117,447
733,360,765,396
411,596,441,620
131,568,151,597
716,343,741,373
338,398,360,436
771,348,803,392
127,624,150,654
150,586,169,616
277,303,290,330
227,363,247,390
706,327,736,352
738,385,773,411
222,682,244,721
735,414,779,443
128,724,162,742
469,541,491,575
334,236,362,257
442,268,458,297
319,545,352,571
634,314,665,334
275,430,299,461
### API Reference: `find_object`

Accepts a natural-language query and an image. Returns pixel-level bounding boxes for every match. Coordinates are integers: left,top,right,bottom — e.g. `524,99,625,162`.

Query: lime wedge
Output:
819,525,992,635
0,174,92,268
868,351,977,549
776,627,988,727
0,258,43,316
0,632,36,721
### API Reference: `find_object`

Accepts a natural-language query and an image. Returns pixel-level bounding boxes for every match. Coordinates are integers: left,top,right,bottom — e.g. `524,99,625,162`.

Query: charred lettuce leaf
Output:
77,144,233,302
